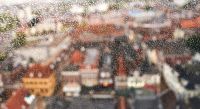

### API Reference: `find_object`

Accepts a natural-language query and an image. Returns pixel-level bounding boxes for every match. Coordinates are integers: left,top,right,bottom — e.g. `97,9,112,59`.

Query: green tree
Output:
11,32,26,48
0,13,18,32
88,0,96,5
109,3,120,10
0,52,7,61
185,35,200,53
144,5,153,11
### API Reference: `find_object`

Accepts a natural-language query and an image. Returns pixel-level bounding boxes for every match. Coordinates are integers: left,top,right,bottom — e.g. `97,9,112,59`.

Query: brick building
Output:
22,64,56,96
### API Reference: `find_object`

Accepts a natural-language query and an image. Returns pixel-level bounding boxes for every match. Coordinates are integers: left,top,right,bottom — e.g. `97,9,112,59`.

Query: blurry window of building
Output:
45,89,48,93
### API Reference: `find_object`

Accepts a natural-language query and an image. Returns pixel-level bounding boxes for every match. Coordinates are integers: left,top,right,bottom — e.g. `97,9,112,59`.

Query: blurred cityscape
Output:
0,0,200,109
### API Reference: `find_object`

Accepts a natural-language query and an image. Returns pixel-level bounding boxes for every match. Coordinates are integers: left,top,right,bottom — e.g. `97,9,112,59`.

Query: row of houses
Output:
143,37,200,109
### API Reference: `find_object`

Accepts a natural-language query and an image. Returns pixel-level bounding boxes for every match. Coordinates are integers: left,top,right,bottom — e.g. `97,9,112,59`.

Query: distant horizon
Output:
0,0,66,6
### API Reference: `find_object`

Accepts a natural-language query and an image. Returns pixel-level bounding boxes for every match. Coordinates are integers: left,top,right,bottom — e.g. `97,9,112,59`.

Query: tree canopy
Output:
185,35,200,53
0,52,7,61
11,32,26,48
0,13,18,32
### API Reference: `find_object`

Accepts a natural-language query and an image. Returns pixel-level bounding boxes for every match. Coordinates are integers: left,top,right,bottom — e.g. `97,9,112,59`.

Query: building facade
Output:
22,64,56,96
80,69,99,87
61,71,81,97
4,88,29,109
79,48,100,87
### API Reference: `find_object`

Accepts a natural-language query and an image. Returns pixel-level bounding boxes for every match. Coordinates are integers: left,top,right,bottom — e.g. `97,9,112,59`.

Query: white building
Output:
13,46,49,67
114,76,127,90
13,36,71,67
127,74,160,88
88,3,109,13
61,71,81,97
70,5,84,14
27,18,64,36
79,48,100,87
80,69,99,87
17,6,34,23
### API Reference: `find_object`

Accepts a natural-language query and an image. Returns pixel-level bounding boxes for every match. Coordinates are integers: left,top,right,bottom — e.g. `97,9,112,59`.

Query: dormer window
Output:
38,72,42,78
12,92,16,96
86,65,91,69
29,73,34,78
49,64,54,69
56,57,61,62
21,105,26,109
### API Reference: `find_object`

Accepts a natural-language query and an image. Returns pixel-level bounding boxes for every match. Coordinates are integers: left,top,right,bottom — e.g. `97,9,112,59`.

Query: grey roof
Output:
134,89,160,109
84,48,99,65
68,98,116,109
146,40,191,55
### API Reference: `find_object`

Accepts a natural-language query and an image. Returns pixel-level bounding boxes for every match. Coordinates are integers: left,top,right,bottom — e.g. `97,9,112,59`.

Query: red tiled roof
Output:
117,55,127,76
144,84,157,93
69,24,125,39
6,88,29,109
180,17,200,28
70,50,85,65
24,64,53,78
118,96,126,109
196,17,200,25
180,20,197,28
165,55,192,65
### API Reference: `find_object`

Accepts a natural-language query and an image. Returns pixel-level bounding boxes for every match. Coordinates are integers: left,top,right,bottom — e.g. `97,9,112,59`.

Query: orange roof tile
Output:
118,96,127,109
180,16,200,28
70,50,85,65
117,55,127,76
69,24,124,39
24,64,53,78
180,20,197,28
195,17,200,25
6,88,29,109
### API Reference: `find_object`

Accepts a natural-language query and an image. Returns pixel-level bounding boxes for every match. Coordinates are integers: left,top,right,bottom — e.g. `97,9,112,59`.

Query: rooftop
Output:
145,40,190,55
68,98,116,109
174,63,200,85
83,48,99,65
24,64,53,78
118,96,127,109
69,24,125,41
180,16,200,28
6,88,29,109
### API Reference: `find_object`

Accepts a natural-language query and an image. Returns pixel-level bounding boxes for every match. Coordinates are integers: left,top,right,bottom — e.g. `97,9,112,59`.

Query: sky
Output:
0,0,59,6
0,0,191,5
